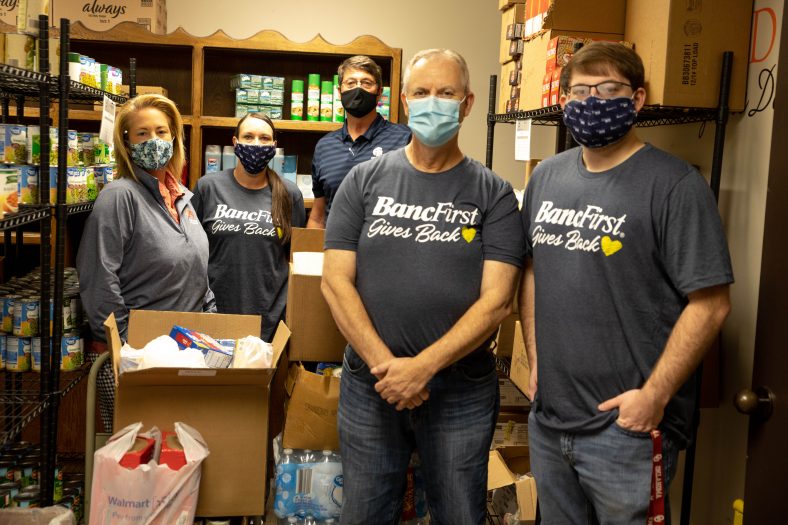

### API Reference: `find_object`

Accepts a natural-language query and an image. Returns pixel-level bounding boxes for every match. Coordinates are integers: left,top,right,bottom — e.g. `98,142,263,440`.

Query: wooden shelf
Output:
68,22,402,188
200,116,341,132
0,232,42,245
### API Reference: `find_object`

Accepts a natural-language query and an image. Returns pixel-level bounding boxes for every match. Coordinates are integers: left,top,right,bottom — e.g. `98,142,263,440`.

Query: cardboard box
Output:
499,3,526,64
16,0,48,35
498,0,525,11
493,411,529,448
282,363,340,451
0,2,18,27
105,310,290,517
52,0,167,34
495,313,518,358
120,84,168,97
524,0,625,38
488,446,537,521
519,30,623,110
550,68,562,106
509,321,531,399
625,0,753,111
286,228,347,362
499,375,530,409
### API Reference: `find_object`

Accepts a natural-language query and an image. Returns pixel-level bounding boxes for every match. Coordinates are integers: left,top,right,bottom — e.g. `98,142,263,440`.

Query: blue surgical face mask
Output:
234,143,276,175
406,96,466,147
562,95,637,148
129,137,174,171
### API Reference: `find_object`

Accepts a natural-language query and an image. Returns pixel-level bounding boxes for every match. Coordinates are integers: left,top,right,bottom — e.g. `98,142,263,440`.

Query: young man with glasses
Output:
322,49,524,524
519,41,733,524
306,55,411,228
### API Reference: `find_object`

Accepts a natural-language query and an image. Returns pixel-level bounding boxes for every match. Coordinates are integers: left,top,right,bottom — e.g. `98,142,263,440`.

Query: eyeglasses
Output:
341,78,377,90
568,81,632,99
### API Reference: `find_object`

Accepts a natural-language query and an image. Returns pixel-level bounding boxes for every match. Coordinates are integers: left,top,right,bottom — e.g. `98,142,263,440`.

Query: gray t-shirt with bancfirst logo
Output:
522,144,734,447
325,148,525,360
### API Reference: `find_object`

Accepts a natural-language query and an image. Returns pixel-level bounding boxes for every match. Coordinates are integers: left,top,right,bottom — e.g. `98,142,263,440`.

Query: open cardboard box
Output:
287,227,347,362
488,446,538,521
105,310,290,517
508,320,531,399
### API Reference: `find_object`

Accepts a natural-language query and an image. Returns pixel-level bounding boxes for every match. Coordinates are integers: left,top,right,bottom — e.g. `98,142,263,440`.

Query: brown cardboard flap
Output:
488,449,517,490
542,0,625,34
509,321,531,396
103,312,123,384
290,227,325,262
282,364,340,451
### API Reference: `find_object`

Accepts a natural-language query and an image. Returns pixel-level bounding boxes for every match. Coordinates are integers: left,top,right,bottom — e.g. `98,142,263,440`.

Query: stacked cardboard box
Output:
52,0,167,34
498,2,527,113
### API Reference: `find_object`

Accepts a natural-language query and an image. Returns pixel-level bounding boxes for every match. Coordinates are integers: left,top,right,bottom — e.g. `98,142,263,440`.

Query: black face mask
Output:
341,87,379,118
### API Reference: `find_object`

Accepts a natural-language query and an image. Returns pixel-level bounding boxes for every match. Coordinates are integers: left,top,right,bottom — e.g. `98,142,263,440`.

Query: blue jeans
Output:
528,411,679,525
338,346,499,525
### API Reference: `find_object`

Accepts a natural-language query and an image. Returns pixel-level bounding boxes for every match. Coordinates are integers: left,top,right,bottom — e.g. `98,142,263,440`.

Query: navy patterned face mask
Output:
129,137,174,171
234,143,276,176
562,96,637,148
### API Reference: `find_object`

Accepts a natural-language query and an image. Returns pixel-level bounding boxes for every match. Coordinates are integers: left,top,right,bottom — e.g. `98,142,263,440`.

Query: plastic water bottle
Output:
222,145,236,170
300,449,315,464
303,515,317,525
275,448,299,518
269,147,285,175
309,450,342,519
280,517,302,525
204,145,221,173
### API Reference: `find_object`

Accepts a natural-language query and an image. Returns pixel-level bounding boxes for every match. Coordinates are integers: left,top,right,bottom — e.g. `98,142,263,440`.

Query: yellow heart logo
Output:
462,226,476,243
276,227,283,239
601,236,623,256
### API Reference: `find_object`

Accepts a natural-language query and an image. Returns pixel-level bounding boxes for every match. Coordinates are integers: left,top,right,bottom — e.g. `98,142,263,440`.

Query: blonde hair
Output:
403,49,470,95
113,94,186,183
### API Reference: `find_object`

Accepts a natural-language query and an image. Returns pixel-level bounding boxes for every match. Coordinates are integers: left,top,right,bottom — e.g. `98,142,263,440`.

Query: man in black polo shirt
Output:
306,55,411,228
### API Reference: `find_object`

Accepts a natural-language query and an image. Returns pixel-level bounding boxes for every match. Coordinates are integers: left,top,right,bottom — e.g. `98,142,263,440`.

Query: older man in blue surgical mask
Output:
321,49,525,525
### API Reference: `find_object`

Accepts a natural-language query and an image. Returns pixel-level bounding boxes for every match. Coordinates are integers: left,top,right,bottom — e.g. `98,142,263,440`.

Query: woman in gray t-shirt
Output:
192,114,306,341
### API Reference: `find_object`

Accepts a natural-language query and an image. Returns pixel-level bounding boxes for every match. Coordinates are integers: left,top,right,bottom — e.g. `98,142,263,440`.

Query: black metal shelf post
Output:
485,53,735,525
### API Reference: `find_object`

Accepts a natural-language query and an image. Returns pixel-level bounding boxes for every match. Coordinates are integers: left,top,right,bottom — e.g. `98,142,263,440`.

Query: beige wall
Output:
167,0,524,186
168,1,778,523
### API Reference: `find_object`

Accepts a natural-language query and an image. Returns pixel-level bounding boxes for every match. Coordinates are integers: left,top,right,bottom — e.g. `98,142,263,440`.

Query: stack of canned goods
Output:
0,268,85,373
0,440,81,514
0,123,115,208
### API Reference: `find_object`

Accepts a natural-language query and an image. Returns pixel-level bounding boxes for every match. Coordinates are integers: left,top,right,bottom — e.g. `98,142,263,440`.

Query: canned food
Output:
66,130,79,166
13,297,39,337
0,335,6,368
53,466,62,502
30,337,41,372
61,332,83,371
48,127,58,166
0,458,16,483
78,132,94,165
5,337,31,372
3,125,27,165
17,459,37,488
1,295,21,333
0,488,10,508
0,481,20,502
56,494,74,510
13,491,38,508
17,165,39,205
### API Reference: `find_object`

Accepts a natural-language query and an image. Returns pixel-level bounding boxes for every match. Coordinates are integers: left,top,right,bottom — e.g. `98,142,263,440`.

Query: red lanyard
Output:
647,430,665,524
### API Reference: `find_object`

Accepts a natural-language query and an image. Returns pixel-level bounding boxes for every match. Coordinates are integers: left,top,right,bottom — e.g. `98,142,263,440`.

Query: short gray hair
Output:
402,48,471,95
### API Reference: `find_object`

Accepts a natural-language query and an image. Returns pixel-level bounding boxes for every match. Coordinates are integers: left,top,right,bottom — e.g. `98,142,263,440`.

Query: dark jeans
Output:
528,410,680,525
338,346,499,525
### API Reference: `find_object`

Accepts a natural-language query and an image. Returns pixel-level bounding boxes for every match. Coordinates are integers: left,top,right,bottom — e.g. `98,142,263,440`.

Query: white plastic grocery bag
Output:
89,421,209,525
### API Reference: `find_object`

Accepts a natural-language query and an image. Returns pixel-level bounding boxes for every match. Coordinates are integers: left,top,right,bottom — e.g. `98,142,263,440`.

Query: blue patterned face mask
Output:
234,143,276,176
406,96,465,147
129,137,174,171
562,96,637,148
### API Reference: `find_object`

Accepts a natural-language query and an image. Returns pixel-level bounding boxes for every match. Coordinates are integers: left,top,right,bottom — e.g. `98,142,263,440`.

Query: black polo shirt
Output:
311,113,411,212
